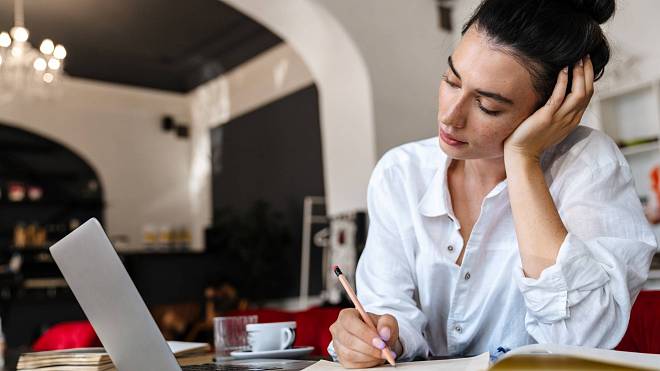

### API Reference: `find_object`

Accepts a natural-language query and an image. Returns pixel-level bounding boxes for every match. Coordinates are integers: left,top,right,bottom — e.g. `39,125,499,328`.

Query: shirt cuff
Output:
327,341,339,362
397,318,428,361
514,233,610,323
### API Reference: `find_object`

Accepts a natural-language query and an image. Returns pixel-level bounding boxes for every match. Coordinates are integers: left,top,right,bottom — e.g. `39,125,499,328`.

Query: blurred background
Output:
0,0,659,369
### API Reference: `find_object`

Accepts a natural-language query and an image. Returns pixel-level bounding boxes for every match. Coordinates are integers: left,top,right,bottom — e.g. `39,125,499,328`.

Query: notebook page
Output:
302,353,490,371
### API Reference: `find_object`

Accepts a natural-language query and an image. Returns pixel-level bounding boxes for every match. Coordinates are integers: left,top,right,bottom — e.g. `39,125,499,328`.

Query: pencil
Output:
333,265,396,366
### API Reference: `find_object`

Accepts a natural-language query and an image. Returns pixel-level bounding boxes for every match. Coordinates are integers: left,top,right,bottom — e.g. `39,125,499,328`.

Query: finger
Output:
342,360,385,370
584,54,594,97
544,67,569,113
367,313,380,325
340,309,381,348
340,357,385,370
334,338,380,363
559,58,586,115
376,314,399,348
569,58,586,99
334,338,386,368
333,322,383,359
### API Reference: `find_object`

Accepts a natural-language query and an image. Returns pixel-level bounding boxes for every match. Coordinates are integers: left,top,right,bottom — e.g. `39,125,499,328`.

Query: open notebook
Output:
17,341,212,371
304,344,660,371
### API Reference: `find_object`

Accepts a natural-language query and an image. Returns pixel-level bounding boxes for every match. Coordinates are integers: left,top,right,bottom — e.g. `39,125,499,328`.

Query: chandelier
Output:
0,0,67,102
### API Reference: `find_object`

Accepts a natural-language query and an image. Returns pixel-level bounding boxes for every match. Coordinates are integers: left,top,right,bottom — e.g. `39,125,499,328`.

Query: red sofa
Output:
32,291,660,356
32,321,102,352
615,290,660,353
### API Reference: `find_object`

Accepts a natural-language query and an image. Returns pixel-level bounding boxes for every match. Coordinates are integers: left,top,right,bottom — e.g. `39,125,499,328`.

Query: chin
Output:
438,140,495,161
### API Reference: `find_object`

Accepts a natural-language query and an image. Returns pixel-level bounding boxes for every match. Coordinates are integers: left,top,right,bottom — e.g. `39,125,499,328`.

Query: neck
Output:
452,156,507,191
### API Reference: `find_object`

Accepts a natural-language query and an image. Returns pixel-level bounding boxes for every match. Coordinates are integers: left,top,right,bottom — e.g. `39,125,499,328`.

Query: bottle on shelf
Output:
143,224,158,249
27,185,44,202
7,182,25,202
13,223,27,248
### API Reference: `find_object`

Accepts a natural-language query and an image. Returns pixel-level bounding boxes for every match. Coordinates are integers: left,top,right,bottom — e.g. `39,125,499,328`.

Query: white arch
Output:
220,0,377,216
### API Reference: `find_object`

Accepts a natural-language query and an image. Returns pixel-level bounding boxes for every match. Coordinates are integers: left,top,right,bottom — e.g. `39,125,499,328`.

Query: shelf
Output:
0,199,103,207
597,76,660,203
620,142,660,156
596,79,658,101
22,277,67,289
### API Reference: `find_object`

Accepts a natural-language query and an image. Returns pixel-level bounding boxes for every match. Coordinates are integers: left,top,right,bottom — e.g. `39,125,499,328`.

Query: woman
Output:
329,0,657,367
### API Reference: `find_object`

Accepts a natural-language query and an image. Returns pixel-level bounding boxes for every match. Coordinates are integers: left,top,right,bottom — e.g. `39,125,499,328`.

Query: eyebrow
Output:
447,56,515,106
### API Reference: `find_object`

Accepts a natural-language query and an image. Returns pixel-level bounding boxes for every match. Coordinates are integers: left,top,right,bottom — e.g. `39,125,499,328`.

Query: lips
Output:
440,129,467,145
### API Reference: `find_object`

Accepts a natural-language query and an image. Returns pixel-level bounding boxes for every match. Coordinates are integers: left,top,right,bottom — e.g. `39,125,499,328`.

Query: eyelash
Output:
441,74,501,116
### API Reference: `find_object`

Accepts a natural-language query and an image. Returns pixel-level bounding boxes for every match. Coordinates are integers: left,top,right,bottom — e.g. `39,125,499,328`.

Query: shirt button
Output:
464,272,471,280
447,245,454,252
455,325,462,333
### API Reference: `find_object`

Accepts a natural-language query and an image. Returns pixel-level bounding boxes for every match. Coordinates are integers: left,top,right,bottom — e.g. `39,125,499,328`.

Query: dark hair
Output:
462,0,615,106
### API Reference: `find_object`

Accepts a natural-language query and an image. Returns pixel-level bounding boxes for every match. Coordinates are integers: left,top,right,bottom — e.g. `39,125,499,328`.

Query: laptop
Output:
49,218,314,371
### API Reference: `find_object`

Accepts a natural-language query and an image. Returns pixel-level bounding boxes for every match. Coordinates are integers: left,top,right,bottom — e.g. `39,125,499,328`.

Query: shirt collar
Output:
417,153,509,218
418,153,453,218
485,179,508,199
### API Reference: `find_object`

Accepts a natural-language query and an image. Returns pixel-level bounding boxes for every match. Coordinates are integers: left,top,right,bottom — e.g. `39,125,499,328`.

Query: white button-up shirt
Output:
354,126,657,360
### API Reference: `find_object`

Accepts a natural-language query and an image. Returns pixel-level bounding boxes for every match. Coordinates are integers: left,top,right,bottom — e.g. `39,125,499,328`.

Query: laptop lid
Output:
50,218,181,371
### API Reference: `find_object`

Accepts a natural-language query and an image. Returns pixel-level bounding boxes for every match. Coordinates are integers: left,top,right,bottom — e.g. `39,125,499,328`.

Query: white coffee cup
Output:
246,321,296,352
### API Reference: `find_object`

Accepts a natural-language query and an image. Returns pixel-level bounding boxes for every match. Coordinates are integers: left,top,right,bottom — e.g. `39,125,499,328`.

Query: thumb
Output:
375,314,399,348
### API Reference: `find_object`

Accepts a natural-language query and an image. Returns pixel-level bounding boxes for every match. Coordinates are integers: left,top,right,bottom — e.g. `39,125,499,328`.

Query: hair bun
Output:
566,0,615,24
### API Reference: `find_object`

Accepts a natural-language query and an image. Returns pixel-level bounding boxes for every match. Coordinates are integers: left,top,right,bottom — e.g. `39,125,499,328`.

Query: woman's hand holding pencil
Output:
329,266,402,368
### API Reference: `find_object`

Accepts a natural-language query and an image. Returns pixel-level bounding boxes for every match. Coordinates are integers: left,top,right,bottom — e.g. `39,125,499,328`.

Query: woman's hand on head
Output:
329,309,402,369
504,55,594,162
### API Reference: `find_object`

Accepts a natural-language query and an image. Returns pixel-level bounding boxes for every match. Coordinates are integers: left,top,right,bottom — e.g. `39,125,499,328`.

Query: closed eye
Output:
442,74,501,116
441,74,459,88
476,99,500,116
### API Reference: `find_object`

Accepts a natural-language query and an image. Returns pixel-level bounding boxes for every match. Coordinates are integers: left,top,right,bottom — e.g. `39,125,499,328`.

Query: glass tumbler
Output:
214,315,258,360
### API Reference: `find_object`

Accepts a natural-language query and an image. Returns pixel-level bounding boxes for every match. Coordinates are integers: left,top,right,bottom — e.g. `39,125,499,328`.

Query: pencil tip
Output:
333,265,342,276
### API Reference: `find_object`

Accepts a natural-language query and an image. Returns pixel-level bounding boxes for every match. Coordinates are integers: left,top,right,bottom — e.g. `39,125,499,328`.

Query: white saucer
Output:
230,346,315,359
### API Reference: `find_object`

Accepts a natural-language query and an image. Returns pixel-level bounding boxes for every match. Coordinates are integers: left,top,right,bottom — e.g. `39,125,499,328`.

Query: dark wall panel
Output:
209,84,325,300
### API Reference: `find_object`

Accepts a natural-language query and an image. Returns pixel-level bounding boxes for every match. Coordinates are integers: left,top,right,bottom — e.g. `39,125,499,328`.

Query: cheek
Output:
472,119,517,145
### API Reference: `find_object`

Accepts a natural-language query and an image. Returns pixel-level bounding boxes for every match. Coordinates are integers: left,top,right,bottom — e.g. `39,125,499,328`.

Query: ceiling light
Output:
0,0,67,102
53,45,66,60
0,32,11,48
33,57,46,71
47,58,60,70
39,39,54,54
9,26,28,42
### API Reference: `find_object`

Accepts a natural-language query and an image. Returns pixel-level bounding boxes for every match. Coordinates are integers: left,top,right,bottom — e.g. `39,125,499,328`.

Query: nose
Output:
438,92,468,129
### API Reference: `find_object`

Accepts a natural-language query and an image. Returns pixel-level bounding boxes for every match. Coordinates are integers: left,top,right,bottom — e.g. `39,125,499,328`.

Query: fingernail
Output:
578,58,583,67
372,337,385,349
586,54,591,61
379,327,391,341
390,350,397,359
562,67,568,74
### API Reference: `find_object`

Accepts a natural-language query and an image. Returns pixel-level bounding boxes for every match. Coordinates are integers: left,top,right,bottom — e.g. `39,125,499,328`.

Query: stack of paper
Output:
17,341,212,371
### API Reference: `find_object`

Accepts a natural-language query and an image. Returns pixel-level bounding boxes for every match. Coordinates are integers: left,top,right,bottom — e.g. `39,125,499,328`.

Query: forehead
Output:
451,27,536,102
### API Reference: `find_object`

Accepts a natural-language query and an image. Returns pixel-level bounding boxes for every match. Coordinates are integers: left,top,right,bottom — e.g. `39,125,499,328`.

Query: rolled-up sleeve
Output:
329,159,429,361
514,161,657,348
